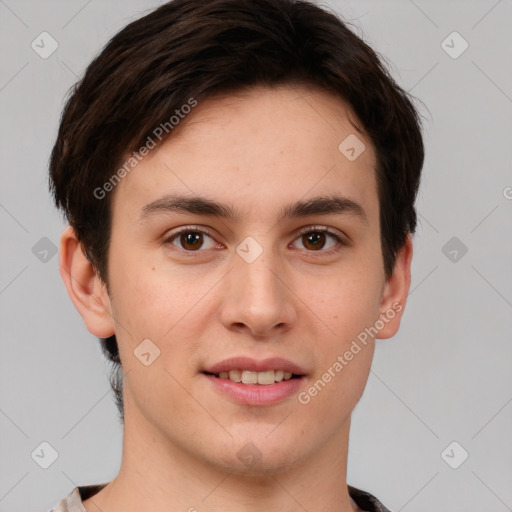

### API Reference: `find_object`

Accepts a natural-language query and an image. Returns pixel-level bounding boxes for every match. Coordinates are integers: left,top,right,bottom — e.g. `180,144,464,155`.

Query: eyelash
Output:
163,225,348,256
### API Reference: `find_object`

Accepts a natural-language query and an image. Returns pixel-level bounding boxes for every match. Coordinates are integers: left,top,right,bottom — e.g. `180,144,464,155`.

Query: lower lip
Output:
203,373,305,406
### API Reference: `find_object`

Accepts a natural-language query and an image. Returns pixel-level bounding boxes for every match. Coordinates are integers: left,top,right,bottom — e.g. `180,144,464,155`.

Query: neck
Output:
83,397,362,512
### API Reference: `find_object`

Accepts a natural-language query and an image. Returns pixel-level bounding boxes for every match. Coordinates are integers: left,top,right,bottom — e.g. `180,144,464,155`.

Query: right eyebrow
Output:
139,194,239,221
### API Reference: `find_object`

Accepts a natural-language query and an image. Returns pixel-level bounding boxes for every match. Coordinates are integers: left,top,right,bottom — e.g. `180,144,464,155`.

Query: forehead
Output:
111,84,379,224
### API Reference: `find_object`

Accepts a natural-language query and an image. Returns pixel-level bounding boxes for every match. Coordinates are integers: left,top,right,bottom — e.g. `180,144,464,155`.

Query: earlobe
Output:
376,234,413,339
59,226,116,338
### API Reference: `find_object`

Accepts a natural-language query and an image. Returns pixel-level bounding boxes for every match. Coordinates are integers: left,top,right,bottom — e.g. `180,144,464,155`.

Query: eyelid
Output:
294,224,347,242
168,225,216,238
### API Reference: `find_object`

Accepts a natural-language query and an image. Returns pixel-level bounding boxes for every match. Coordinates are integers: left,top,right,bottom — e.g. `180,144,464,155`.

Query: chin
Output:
204,434,308,477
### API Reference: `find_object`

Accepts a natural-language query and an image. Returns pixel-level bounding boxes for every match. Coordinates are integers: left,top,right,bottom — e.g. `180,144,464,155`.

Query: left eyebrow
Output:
279,195,368,226
139,193,368,226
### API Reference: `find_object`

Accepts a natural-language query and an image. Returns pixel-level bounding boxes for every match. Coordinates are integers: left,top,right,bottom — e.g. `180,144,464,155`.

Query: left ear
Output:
376,234,413,339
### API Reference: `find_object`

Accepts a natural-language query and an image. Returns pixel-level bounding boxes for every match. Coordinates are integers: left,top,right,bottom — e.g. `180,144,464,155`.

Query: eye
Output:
291,226,347,253
163,225,347,255
164,226,221,252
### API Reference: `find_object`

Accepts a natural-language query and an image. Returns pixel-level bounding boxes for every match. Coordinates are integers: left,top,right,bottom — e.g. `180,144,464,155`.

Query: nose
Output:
219,247,297,338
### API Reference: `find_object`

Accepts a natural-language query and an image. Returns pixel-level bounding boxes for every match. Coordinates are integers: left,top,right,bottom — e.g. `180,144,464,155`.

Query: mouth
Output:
203,369,302,385
201,357,307,405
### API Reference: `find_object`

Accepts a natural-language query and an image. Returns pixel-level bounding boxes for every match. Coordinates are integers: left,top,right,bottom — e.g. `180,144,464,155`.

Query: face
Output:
100,84,404,474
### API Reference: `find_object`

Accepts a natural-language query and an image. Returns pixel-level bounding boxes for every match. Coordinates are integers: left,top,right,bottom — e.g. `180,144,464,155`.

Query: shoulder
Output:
348,484,393,512
48,483,109,512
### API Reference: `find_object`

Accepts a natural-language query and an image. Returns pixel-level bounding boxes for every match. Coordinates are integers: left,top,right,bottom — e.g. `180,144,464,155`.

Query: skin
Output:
60,84,412,512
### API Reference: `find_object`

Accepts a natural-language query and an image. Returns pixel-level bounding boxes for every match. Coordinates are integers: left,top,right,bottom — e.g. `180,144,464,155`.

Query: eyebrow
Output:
139,193,368,225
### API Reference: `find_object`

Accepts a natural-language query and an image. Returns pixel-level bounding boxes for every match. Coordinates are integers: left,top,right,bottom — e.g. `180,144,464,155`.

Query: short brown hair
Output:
49,0,425,422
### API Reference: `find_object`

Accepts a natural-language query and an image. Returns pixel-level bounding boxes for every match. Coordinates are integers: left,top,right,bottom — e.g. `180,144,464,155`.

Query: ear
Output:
59,225,116,338
376,234,413,339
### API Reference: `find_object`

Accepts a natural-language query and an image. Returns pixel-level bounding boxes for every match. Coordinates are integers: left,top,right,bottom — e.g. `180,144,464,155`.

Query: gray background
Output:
1,0,511,510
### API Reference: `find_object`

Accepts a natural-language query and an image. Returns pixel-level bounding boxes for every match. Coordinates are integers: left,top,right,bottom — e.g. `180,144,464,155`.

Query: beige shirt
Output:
48,482,392,512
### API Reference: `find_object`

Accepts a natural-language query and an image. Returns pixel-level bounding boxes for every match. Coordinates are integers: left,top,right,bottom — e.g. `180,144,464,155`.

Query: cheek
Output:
304,264,382,391
109,246,184,327
320,266,383,334
107,256,212,367
301,277,379,413
109,271,203,413
109,272,170,336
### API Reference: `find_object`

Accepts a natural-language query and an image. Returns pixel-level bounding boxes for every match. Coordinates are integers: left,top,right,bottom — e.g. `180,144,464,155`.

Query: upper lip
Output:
203,357,307,375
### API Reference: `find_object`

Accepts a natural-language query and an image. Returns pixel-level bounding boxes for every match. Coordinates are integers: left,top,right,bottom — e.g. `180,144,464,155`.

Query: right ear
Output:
59,226,116,338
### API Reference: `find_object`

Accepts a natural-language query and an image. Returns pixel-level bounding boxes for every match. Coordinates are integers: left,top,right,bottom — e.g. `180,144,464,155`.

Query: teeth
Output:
215,369,296,384
257,370,275,385
241,370,258,384
228,370,242,382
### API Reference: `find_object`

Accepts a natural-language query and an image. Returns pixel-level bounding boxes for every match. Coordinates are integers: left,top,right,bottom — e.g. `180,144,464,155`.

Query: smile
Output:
206,369,297,385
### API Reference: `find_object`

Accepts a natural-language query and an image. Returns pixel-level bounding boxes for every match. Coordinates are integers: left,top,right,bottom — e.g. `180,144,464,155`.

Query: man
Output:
48,0,424,511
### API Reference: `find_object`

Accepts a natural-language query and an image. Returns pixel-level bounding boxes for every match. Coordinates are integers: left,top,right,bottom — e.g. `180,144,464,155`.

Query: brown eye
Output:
165,228,218,252
302,231,327,251
180,232,203,251
292,227,346,254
